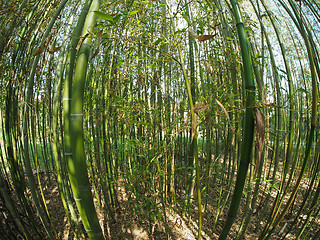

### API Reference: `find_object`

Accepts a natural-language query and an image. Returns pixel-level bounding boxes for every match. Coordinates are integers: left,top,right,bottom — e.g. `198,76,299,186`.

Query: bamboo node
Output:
236,22,244,27
70,114,84,118
63,97,71,101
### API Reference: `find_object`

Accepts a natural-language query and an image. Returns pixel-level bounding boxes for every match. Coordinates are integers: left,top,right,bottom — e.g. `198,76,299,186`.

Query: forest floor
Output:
1,160,319,240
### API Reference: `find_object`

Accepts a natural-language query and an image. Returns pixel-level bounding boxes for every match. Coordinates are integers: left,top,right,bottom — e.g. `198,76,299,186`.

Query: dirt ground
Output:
1,169,319,239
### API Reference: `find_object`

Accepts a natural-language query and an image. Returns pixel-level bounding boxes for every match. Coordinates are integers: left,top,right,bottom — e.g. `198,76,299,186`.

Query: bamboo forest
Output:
1,0,320,239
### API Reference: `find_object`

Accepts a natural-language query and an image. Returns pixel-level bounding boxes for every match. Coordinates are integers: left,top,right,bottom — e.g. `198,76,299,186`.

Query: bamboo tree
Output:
62,1,94,238
0,166,29,239
21,1,68,239
3,2,44,234
237,1,268,237
260,1,318,238
51,13,84,238
162,1,202,237
68,0,104,238
218,0,256,238
261,0,295,206
182,0,198,214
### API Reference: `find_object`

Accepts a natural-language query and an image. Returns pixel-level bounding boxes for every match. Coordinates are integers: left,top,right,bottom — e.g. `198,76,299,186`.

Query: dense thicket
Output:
0,0,319,239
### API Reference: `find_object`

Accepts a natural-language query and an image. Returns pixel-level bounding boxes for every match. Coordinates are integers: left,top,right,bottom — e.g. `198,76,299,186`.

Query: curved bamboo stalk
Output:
21,1,68,238
68,0,104,239
218,0,256,239
0,167,30,239
63,0,93,238
51,14,83,237
236,3,267,238
4,4,42,232
260,0,318,239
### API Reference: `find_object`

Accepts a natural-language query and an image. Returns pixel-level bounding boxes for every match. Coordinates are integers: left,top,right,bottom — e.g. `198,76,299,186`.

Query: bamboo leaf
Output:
91,30,103,59
33,46,45,56
129,9,141,16
34,35,52,56
91,46,100,59
215,99,230,121
279,69,288,75
48,45,62,54
254,105,265,178
154,38,162,46
297,88,308,95
191,111,198,140
193,102,209,114
94,11,114,21
254,106,265,153
74,33,89,50
197,34,216,41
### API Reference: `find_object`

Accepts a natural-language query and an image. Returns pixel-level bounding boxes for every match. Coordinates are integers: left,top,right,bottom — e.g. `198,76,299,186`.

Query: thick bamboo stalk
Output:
218,0,256,238
68,0,104,239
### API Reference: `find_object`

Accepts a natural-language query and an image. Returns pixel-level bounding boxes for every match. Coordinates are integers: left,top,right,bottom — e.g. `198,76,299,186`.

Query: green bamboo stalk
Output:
4,4,41,232
218,0,256,238
213,0,241,211
68,0,104,239
63,0,93,238
51,14,81,237
161,0,172,203
21,1,68,238
33,73,58,236
176,34,203,240
261,0,295,201
244,0,284,236
10,0,40,65
282,20,306,197
94,53,115,221
0,167,30,239
236,4,267,238
101,44,117,214
260,0,318,238
253,2,284,231
182,0,198,214
4,82,42,236
162,0,202,236
0,0,28,60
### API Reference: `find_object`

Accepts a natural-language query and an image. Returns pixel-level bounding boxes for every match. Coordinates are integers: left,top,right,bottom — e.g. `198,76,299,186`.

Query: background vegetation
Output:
0,0,319,239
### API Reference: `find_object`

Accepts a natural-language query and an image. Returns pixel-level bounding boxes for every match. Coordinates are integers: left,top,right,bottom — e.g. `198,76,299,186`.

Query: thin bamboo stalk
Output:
21,1,68,238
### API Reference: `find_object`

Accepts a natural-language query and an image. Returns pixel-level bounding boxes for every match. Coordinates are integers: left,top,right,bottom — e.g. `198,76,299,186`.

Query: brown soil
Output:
1,166,319,239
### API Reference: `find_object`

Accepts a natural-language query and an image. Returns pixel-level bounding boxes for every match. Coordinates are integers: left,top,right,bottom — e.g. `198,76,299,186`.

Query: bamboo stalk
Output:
218,0,256,238
68,0,104,239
